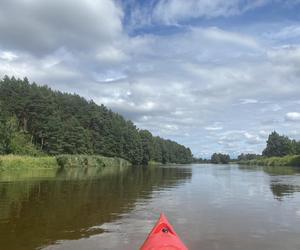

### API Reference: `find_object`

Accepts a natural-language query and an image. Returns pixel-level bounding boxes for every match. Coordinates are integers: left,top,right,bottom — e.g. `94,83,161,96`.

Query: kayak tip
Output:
140,213,188,250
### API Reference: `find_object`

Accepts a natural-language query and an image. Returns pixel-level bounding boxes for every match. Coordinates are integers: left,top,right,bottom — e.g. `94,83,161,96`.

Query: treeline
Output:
0,76,193,165
193,157,210,164
237,131,300,160
262,131,300,157
193,153,231,164
237,153,261,161
211,153,230,164
236,131,300,166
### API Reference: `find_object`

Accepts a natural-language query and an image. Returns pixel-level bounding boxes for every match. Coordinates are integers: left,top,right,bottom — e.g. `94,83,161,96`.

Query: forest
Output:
0,76,193,165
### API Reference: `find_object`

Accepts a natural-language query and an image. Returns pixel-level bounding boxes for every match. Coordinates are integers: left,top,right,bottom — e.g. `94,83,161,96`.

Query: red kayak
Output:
140,213,188,250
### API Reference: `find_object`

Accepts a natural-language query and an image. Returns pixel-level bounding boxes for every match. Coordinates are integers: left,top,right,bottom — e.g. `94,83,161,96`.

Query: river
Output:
0,164,300,250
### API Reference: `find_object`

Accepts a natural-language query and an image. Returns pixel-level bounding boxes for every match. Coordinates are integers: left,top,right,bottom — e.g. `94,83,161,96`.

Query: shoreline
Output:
237,155,300,167
0,154,132,171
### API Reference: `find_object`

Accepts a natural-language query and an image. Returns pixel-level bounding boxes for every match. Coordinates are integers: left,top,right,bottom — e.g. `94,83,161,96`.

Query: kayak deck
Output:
140,213,188,250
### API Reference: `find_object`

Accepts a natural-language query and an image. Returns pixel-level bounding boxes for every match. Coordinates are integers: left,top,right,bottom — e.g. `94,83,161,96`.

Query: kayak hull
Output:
140,213,188,250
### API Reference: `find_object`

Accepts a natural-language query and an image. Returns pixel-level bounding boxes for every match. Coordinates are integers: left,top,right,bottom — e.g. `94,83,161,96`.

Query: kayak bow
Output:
140,213,188,250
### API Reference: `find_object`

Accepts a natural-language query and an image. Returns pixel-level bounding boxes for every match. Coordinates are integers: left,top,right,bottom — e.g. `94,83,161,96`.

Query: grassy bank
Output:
0,155,57,171
0,154,131,171
56,155,131,168
238,155,300,167
148,160,162,166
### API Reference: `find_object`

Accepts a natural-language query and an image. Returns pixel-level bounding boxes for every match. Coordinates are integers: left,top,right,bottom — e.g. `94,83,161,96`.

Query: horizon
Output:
1,0,300,158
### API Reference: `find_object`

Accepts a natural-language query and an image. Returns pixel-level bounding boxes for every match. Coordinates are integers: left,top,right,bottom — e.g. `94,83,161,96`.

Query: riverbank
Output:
148,160,163,166
0,154,131,171
238,155,300,167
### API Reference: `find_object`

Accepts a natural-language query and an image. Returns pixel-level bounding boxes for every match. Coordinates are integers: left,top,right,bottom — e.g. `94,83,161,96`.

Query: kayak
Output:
140,213,188,250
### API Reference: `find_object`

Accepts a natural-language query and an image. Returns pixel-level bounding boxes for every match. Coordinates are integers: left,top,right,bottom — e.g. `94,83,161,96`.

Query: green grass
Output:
238,155,300,167
56,155,131,169
148,161,162,166
0,155,57,171
0,154,132,171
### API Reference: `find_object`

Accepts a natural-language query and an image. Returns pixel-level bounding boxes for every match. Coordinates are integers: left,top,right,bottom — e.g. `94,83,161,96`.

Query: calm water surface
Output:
0,164,300,250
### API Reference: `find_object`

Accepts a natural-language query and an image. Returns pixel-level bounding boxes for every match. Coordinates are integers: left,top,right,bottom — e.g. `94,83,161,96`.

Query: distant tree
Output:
237,153,261,161
193,157,210,163
262,131,293,157
211,153,220,164
290,140,300,155
297,141,300,155
211,153,230,164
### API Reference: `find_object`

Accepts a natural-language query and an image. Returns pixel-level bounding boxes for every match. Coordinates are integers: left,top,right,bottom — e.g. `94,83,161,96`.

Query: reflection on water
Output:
239,165,300,200
263,166,300,201
0,166,191,250
270,183,300,200
262,165,300,176
1,164,300,250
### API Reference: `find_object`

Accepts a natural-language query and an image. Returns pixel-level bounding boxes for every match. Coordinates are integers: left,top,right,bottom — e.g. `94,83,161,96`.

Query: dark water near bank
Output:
0,164,300,250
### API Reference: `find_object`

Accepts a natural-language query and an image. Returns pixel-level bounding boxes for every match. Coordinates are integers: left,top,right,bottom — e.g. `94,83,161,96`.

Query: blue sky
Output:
1,0,300,158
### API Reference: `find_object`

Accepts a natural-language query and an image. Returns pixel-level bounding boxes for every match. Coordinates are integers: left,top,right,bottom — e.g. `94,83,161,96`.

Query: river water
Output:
0,164,300,250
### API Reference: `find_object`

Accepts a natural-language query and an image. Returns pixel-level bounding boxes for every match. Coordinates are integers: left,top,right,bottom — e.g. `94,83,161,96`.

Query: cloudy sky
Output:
1,0,300,158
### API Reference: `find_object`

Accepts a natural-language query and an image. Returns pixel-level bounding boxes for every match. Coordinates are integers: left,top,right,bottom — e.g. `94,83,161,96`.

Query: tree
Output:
262,131,293,157
211,153,230,164
0,116,18,154
139,130,153,165
237,153,261,161
297,141,300,155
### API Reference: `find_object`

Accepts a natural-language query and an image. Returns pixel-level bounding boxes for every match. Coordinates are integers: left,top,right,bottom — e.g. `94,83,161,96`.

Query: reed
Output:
238,155,300,167
0,154,131,171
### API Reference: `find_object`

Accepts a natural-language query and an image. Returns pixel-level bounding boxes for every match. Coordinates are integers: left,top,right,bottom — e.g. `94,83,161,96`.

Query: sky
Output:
0,0,300,158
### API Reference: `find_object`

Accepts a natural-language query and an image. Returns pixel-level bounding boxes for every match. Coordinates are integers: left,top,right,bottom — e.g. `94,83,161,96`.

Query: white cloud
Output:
204,126,223,131
96,46,129,64
240,99,259,104
198,27,260,49
244,132,263,144
0,0,124,55
153,0,269,24
268,45,300,66
265,25,300,41
286,112,300,121
0,51,18,61
259,130,269,137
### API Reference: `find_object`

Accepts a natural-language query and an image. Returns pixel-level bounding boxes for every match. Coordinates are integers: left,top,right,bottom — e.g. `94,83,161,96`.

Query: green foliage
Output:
56,155,102,168
146,136,193,164
0,155,57,171
56,155,131,169
139,130,152,165
10,132,43,156
262,131,295,157
238,132,300,166
211,153,230,164
0,115,42,156
237,153,261,161
193,157,210,163
0,155,131,171
0,116,17,154
0,76,193,165
239,155,300,167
